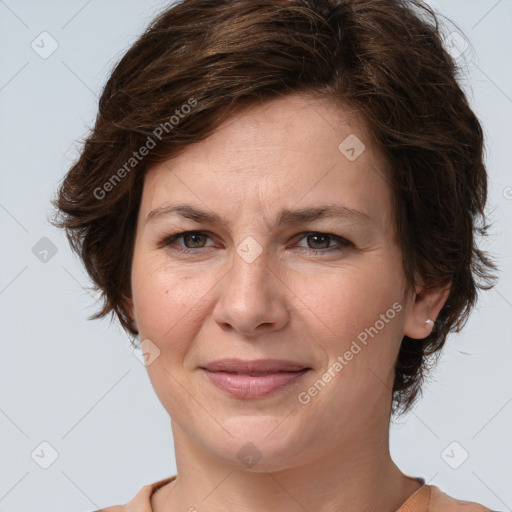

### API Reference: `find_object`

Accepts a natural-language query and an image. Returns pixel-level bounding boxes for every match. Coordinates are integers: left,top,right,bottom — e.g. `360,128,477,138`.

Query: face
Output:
129,93,417,471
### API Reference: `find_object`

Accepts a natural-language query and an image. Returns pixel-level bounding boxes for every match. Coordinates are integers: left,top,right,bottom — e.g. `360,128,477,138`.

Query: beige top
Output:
95,475,494,511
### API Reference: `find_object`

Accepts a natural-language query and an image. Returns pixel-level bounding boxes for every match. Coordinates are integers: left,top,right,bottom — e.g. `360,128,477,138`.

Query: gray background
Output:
0,0,511,510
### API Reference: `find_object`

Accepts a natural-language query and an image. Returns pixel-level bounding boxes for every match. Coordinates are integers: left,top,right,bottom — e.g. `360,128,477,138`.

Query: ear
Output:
403,280,451,339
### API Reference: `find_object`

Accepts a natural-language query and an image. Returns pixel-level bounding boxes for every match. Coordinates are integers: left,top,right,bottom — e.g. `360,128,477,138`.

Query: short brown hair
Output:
51,0,497,415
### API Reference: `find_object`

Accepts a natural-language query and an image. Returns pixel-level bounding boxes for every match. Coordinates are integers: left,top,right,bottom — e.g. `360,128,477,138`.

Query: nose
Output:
211,247,290,337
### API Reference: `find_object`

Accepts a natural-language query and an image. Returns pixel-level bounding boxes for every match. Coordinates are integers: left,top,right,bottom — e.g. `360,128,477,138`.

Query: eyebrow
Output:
145,203,373,228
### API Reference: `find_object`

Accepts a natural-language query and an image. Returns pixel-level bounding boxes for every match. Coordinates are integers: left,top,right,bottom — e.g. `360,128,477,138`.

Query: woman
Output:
51,0,498,510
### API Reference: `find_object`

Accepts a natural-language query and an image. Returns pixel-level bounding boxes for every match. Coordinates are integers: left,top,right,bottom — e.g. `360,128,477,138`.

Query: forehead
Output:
140,93,393,230
179,93,376,167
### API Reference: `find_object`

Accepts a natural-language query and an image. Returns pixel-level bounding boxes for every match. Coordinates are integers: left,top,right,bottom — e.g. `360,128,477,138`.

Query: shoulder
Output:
91,478,497,512
398,483,495,512
89,475,177,512
92,507,125,512
429,485,495,511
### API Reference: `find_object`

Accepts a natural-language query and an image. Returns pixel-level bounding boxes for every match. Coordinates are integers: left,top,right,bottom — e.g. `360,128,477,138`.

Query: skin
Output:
127,93,449,512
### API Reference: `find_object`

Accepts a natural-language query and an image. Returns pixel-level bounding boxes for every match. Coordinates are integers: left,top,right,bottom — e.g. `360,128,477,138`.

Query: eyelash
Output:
160,230,353,255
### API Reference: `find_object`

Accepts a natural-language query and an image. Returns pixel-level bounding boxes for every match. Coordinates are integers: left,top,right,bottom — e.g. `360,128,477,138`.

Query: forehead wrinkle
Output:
145,202,373,231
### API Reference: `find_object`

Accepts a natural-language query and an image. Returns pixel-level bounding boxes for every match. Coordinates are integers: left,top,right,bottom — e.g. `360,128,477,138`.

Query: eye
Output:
161,231,214,253
295,232,353,253
160,230,352,255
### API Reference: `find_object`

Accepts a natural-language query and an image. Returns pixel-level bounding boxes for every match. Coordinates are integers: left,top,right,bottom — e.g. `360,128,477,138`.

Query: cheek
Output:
296,268,403,426
290,259,405,401
131,266,205,410
131,257,201,337
291,262,399,341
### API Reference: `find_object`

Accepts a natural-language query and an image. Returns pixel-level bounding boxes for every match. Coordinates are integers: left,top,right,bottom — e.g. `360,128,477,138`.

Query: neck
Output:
152,418,422,512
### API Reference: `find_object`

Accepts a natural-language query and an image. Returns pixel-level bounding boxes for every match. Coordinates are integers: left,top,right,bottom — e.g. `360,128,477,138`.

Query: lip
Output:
200,368,310,398
201,358,310,374
199,359,311,399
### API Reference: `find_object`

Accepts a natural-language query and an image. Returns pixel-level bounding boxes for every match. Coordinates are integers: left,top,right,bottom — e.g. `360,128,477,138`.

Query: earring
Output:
424,319,434,328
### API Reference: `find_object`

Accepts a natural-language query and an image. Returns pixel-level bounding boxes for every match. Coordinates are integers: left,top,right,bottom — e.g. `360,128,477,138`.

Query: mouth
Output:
201,358,311,374
199,359,311,399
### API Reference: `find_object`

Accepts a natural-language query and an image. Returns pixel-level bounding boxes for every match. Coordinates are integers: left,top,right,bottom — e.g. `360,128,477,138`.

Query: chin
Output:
201,416,312,471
